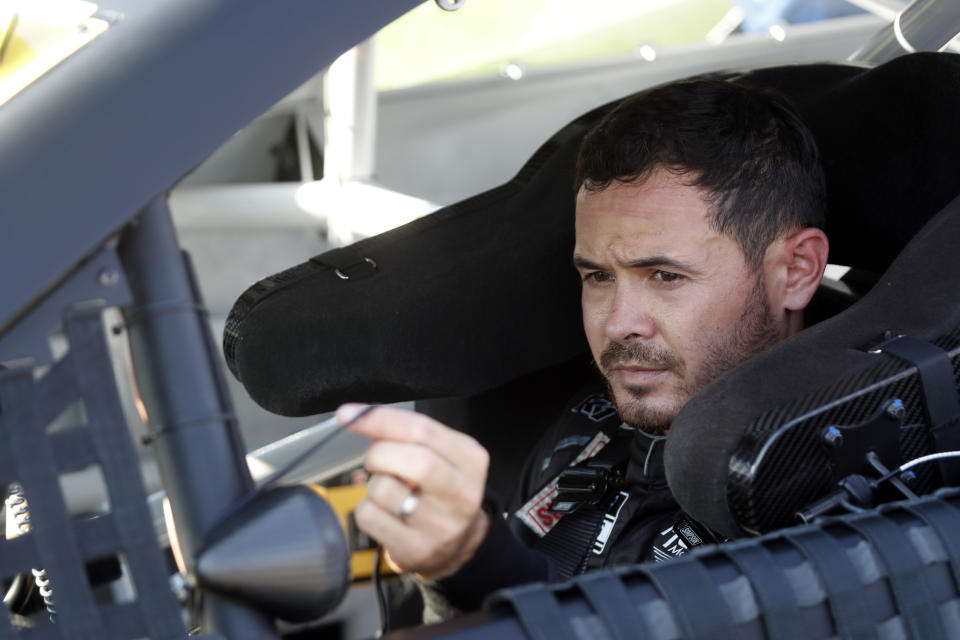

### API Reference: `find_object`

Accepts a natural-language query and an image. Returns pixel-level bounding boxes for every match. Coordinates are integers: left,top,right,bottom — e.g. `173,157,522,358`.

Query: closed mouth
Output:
611,365,669,385
613,363,668,373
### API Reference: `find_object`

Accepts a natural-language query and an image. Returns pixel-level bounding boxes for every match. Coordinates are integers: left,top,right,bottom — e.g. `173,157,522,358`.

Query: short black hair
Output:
575,78,826,269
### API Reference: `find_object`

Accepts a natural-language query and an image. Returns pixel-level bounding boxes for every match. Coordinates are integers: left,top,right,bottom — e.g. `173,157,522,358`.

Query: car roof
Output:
0,0,419,333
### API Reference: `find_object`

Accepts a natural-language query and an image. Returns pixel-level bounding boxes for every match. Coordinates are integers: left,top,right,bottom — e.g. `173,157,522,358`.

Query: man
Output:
337,77,829,617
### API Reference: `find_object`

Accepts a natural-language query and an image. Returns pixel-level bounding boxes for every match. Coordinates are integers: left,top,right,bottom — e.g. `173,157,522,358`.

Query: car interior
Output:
1,0,959,636
225,52,960,638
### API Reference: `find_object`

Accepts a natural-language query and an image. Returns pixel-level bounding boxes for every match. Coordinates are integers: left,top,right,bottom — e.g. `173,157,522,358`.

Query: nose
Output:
604,285,656,343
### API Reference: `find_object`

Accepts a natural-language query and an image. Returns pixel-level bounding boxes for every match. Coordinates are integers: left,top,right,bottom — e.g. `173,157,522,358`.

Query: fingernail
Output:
337,403,367,425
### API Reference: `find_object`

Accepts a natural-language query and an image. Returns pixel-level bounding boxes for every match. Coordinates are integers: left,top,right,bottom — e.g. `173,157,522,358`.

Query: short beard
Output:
694,276,781,393
597,341,687,435
597,275,781,434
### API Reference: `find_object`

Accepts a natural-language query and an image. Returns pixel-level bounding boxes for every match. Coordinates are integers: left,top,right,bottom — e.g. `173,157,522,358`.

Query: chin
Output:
612,386,683,435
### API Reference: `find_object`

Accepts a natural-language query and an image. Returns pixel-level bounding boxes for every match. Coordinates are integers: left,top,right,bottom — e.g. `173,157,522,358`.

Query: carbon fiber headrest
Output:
666,193,960,538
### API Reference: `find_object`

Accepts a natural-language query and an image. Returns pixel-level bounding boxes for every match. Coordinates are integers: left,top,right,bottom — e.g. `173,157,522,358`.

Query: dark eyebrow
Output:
624,255,695,272
573,255,606,272
573,254,695,272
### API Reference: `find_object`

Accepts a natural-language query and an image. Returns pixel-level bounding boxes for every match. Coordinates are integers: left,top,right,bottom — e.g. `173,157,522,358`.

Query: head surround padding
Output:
226,113,593,416
226,53,960,418
665,193,960,539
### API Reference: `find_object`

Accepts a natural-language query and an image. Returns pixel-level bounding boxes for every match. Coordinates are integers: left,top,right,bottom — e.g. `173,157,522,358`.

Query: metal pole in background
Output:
118,196,278,638
849,0,960,63
323,38,378,247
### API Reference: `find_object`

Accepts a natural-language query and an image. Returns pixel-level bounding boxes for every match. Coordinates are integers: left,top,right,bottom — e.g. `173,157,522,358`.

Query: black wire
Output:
260,404,380,490
226,404,380,519
374,546,391,636
876,450,960,485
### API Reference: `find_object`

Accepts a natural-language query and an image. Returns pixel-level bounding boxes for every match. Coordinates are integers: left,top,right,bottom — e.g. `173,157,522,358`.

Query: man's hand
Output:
337,404,491,580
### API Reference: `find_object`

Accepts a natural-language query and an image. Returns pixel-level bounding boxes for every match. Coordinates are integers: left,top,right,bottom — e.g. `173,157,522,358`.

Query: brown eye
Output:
655,270,684,283
585,271,612,283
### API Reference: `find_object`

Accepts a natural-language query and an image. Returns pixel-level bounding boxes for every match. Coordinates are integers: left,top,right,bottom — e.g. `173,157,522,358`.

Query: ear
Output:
775,227,829,311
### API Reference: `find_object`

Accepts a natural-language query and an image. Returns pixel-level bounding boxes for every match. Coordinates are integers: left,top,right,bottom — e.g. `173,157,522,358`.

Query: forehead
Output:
574,170,720,257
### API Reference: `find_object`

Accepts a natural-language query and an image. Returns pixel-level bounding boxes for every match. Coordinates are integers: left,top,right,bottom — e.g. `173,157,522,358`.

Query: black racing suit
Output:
420,380,717,621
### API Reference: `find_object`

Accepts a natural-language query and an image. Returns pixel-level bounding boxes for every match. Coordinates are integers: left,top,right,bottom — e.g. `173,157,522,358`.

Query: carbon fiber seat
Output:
666,192,960,538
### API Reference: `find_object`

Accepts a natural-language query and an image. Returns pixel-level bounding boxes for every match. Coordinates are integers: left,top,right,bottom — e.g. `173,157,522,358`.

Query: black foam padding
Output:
738,53,960,274
665,192,960,539
225,111,593,415
226,53,960,417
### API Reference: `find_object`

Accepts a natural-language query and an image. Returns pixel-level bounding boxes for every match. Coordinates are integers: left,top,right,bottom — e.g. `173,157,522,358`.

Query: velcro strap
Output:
903,496,960,591
845,512,947,638
784,529,875,640
642,558,739,640
873,335,960,484
576,570,656,640
723,542,807,640
492,583,577,640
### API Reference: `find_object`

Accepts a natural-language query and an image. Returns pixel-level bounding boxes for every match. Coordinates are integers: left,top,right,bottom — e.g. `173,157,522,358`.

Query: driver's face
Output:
574,168,787,433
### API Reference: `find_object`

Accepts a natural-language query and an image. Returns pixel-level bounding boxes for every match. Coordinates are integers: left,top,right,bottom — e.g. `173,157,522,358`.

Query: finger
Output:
354,494,480,578
366,473,421,519
339,404,478,453
382,549,403,575
353,497,439,574
364,442,478,506
366,472,469,529
338,404,488,477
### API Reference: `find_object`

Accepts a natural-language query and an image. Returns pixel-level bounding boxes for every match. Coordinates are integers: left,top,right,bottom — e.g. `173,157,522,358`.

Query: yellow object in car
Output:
309,483,395,581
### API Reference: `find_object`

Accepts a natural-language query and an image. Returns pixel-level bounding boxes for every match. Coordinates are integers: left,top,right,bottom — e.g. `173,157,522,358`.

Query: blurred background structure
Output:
165,0,940,451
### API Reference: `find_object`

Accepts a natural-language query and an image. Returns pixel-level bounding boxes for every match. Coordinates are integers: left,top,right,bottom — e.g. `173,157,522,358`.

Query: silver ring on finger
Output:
397,490,420,521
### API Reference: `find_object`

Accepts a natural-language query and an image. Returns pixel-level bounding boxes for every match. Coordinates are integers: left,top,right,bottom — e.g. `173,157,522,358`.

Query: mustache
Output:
599,341,683,374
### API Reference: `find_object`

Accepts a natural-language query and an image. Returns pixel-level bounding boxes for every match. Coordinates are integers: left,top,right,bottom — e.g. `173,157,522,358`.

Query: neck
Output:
786,309,805,337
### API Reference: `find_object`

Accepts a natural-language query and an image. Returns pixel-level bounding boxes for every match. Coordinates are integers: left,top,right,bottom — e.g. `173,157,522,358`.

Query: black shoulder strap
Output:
532,504,606,578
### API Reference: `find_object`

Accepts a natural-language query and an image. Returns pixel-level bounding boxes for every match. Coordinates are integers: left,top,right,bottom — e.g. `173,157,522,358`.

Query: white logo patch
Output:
651,524,690,562
592,490,630,555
